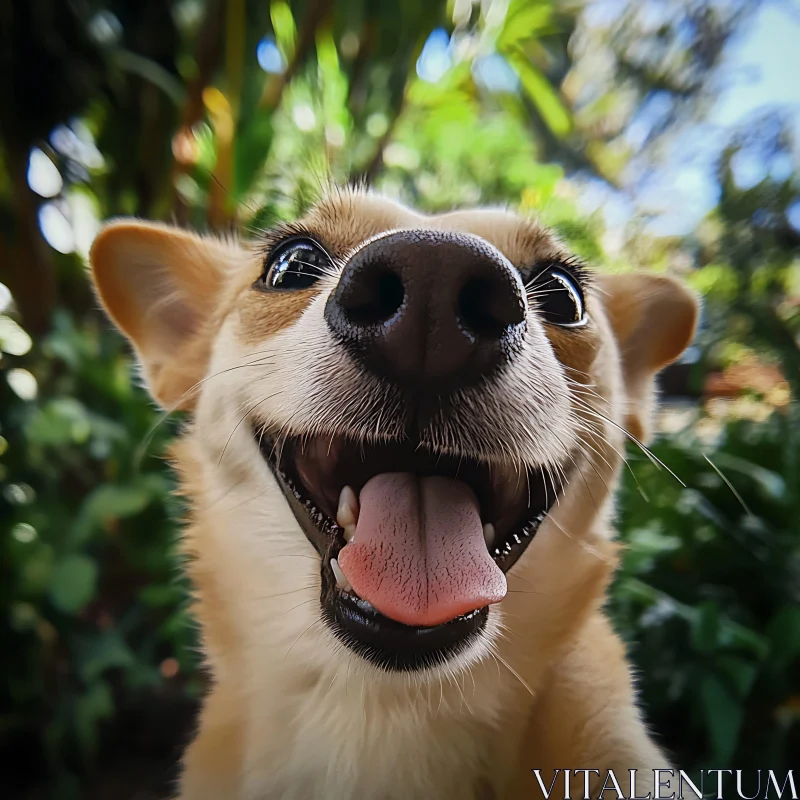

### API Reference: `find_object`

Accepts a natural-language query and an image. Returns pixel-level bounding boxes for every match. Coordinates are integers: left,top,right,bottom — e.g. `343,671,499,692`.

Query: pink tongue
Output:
337,473,507,627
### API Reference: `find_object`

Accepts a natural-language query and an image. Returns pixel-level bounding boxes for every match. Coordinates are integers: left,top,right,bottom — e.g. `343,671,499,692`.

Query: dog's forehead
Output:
305,192,569,264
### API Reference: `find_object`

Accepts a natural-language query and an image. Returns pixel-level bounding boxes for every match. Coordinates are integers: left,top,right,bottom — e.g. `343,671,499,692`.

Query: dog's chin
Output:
254,429,568,672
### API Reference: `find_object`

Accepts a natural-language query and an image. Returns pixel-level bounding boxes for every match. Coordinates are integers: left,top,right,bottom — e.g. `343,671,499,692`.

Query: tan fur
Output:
237,286,323,345
89,190,698,799
598,273,698,441
90,222,248,409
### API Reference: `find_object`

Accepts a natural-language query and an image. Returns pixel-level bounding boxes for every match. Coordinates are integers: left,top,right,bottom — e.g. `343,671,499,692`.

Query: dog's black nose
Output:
325,229,527,390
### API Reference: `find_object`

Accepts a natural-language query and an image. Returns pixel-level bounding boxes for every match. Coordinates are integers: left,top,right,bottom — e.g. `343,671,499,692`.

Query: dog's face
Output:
90,191,697,679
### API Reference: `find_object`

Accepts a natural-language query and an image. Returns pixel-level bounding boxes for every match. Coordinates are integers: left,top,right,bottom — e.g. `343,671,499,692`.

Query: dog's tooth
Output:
336,485,359,532
483,523,495,549
343,524,356,543
330,558,352,592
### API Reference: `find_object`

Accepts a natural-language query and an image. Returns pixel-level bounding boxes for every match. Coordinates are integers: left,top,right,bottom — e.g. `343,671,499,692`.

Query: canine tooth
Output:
336,486,359,538
483,523,496,548
330,558,352,592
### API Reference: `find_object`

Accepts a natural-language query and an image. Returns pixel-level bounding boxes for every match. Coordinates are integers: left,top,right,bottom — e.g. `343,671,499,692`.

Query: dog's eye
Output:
263,238,332,290
527,266,586,327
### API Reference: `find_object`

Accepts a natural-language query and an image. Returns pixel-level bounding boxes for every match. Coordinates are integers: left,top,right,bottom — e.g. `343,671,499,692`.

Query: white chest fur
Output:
237,655,518,800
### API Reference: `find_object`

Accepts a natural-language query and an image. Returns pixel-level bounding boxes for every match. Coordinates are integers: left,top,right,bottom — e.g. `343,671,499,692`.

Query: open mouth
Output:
257,432,565,671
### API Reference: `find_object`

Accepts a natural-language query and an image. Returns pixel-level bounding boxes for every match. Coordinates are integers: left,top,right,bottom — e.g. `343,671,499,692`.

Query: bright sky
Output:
637,0,800,236
712,1,800,130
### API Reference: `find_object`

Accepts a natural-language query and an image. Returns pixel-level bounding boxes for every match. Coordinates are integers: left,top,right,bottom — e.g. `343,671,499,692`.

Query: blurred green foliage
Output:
0,0,798,796
614,412,800,769
610,103,800,769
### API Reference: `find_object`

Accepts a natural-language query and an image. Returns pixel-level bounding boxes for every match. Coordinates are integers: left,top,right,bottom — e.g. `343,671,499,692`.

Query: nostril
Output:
342,269,405,325
459,279,501,337
458,277,522,338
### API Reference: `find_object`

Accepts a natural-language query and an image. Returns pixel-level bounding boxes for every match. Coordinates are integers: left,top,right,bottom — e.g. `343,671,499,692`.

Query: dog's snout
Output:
325,230,527,389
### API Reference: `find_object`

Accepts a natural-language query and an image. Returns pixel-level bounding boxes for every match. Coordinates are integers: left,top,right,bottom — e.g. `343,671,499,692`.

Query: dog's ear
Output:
90,221,240,409
598,273,699,442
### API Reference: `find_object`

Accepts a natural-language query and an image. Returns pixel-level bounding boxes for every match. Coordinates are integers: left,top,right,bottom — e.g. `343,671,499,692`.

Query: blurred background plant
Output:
0,0,798,797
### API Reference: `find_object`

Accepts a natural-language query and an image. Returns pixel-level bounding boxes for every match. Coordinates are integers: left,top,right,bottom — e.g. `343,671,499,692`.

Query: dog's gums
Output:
257,431,563,669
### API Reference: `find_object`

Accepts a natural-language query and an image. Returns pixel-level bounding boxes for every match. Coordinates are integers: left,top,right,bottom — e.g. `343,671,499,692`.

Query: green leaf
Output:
74,681,114,755
316,30,340,77
722,623,769,660
25,398,91,446
84,681,114,718
76,630,136,683
140,584,183,608
49,555,98,614
691,602,720,654
700,673,743,763
81,483,153,524
498,3,553,50
716,655,758,699
270,0,296,62
509,55,572,137
19,543,55,595
767,606,800,669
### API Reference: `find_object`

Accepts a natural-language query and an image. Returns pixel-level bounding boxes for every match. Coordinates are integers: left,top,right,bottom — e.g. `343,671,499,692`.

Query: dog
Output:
89,188,698,799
